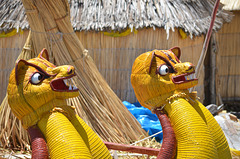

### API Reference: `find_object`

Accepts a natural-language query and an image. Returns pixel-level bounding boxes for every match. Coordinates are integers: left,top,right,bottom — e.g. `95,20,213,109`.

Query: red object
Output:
104,141,160,156
27,112,175,158
154,109,176,159
104,110,176,158
27,126,49,159
195,0,220,78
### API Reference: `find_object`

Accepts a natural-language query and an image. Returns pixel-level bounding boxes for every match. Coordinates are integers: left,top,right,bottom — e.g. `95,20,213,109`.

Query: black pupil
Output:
165,67,169,72
38,74,42,80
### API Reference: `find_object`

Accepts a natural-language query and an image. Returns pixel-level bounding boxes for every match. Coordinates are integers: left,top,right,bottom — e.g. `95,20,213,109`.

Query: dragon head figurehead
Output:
131,47,198,110
7,49,79,128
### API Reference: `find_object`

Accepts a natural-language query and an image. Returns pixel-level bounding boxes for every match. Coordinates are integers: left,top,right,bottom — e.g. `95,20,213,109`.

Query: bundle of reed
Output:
0,0,147,149
114,137,161,159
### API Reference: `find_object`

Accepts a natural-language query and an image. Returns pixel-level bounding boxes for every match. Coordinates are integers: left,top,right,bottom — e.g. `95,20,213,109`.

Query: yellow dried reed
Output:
0,31,35,150
0,0,147,150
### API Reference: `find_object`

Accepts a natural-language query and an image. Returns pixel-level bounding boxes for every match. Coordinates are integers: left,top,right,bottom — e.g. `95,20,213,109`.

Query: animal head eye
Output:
31,72,44,84
158,65,169,75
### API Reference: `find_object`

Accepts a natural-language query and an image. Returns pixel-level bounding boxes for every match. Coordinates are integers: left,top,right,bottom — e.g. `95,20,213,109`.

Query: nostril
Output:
67,66,74,74
187,65,194,71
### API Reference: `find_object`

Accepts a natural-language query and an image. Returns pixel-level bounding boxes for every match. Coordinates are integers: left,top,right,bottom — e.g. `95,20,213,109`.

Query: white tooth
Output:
73,85,78,90
70,78,74,83
189,74,193,80
69,84,72,90
63,79,68,85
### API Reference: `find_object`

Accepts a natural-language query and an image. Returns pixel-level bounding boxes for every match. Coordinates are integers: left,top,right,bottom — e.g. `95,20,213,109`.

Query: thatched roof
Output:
220,0,240,10
0,0,233,37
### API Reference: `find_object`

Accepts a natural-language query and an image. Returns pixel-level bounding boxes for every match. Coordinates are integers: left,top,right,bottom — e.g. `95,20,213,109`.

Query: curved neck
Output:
21,98,68,129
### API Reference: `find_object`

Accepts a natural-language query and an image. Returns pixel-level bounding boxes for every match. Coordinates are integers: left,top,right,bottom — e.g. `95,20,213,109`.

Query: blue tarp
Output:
123,101,163,142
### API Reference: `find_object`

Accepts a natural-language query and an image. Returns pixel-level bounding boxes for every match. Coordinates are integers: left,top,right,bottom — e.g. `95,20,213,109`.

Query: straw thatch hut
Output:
0,0,232,104
212,0,240,111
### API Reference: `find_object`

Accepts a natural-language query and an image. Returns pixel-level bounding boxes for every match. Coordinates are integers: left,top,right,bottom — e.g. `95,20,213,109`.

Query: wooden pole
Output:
210,33,217,104
104,141,160,156
195,0,220,79
191,0,220,92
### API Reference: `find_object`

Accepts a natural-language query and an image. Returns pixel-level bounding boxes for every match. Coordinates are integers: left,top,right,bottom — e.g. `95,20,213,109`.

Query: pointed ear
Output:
169,47,181,59
15,59,29,85
149,51,156,74
38,48,49,61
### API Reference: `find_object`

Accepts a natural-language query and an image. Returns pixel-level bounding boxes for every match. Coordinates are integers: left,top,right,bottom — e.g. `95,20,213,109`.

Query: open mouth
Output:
171,72,197,84
50,74,79,92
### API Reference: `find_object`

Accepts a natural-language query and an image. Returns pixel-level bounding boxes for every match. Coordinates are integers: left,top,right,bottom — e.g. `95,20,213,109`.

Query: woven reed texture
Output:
0,32,36,150
0,28,207,152
77,29,205,103
27,126,49,159
129,47,232,158
73,115,112,159
0,0,148,150
0,29,206,150
0,31,29,102
164,98,228,158
0,29,206,107
192,100,231,159
216,11,240,103
0,0,233,37
38,112,92,159
154,110,176,159
23,0,146,143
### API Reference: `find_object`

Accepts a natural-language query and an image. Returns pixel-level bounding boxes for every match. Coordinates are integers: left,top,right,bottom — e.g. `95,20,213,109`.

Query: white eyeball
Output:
31,72,43,84
159,65,169,75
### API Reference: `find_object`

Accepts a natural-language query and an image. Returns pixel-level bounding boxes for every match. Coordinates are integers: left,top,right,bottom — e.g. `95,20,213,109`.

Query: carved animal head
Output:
7,49,79,128
131,47,198,110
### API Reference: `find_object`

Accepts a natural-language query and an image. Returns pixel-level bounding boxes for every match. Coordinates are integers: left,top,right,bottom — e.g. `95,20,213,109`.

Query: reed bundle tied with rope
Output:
0,0,147,150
